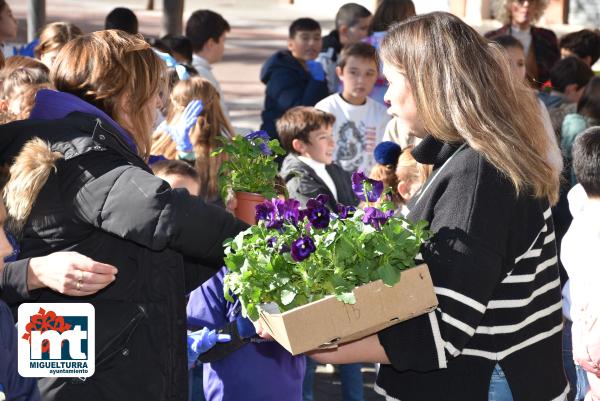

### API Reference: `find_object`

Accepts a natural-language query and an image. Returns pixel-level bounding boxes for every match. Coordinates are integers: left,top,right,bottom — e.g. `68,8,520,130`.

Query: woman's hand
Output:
27,251,118,296
252,318,274,340
307,334,391,365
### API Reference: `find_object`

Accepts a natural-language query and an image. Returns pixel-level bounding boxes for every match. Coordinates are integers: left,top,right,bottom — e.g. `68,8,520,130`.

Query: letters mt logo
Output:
18,303,95,377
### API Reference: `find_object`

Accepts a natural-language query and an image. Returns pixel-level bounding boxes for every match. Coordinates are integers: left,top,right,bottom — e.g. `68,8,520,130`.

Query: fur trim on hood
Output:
4,138,63,233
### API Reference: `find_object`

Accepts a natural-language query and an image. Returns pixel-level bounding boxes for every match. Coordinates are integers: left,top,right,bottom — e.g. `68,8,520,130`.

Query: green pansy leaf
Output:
378,263,401,286
336,292,356,304
280,289,297,306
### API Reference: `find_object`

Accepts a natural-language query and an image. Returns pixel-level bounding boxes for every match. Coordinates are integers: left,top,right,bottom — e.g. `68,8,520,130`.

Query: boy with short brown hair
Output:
316,42,390,174
278,106,358,210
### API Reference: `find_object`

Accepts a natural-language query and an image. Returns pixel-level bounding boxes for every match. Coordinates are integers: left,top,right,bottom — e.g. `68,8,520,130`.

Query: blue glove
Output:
187,328,230,369
165,99,203,152
14,39,39,57
306,60,326,82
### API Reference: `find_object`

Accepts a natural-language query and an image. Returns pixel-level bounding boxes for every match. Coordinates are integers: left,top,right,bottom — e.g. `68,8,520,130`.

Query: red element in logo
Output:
22,308,72,352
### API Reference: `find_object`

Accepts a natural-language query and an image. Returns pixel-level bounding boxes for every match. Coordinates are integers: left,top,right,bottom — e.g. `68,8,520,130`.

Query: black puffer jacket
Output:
0,110,247,401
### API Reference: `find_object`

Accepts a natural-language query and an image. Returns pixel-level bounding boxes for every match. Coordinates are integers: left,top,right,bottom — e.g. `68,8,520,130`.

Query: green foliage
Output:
213,134,285,199
223,207,431,320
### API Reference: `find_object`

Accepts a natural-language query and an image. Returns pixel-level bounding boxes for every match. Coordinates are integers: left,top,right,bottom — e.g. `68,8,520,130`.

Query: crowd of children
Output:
1,0,600,400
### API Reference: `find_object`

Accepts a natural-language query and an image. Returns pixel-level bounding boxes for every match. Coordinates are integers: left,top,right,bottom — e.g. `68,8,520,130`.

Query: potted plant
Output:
213,130,285,225
222,172,435,353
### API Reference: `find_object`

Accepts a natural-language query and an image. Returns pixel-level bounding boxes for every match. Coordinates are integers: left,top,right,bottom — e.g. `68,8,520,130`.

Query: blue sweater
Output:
0,300,40,401
260,50,329,140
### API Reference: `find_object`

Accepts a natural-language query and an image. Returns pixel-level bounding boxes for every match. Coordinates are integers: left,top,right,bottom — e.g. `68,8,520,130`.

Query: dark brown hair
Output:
572,126,600,197
577,76,600,121
276,106,335,154
338,42,378,71
370,0,415,33
151,159,199,180
288,18,321,38
185,10,230,52
559,29,600,65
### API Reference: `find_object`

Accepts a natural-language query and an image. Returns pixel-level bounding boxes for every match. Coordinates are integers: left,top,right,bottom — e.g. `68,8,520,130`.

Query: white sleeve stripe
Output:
440,310,476,336
373,384,402,401
543,207,552,219
516,248,542,262
429,311,447,369
487,278,560,309
515,224,547,263
444,341,461,357
544,231,556,245
476,300,562,334
462,322,563,360
434,287,486,313
502,256,558,283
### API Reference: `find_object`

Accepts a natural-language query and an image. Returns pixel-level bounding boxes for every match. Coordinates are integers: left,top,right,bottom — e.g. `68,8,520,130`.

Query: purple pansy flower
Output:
256,198,302,229
280,243,290,254
362,207,394,230
274,198,301,226
266,236,277,248
255,201,283,229
245,130,272,155
290,235,316,262
336,204,356,219
352,171,384,202
304,195,330,229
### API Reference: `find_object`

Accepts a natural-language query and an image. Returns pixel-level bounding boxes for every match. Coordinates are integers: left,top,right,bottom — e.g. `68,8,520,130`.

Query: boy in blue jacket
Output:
260,18,330,141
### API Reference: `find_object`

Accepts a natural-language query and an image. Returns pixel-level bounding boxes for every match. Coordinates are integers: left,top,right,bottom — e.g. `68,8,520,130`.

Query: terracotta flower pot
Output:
234,191,266,225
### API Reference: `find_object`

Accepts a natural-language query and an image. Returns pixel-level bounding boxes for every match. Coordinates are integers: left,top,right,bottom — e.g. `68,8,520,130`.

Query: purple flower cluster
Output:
254,172,391,263
362,207,394,231
336,204,356,219
256,198,301,229
352,171,384,203
244,130,272,155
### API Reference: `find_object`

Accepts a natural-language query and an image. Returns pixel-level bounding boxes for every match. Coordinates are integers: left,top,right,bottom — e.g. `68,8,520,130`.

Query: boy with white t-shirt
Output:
315,42,390,174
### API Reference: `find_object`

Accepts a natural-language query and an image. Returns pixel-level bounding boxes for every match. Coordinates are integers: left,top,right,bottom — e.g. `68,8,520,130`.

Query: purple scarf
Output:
29,89,137,152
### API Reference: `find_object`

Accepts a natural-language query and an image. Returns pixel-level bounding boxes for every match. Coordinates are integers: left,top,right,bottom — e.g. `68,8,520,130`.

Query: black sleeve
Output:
284,173,331,207
0,258,40,305
62,151,248,268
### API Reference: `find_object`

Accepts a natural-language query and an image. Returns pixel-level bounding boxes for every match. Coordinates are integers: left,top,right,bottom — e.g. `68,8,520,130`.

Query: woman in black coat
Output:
0,30,246,401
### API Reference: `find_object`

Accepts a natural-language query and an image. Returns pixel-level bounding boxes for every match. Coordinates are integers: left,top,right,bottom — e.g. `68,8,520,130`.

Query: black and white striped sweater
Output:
375,136,568,401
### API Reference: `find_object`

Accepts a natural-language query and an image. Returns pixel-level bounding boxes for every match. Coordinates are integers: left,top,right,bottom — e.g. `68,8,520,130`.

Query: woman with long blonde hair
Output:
0,30,246,401
304,12,567,401
152,76,234,204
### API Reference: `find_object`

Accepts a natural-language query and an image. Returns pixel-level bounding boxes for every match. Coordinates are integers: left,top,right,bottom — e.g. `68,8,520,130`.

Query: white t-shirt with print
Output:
315,94,391,174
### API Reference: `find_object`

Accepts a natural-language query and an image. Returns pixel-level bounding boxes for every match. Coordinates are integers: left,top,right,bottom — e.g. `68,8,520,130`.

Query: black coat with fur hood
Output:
0,111,247,401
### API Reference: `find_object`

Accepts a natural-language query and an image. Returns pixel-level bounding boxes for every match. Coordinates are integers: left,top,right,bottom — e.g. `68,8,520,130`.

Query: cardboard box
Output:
258,263,438,355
